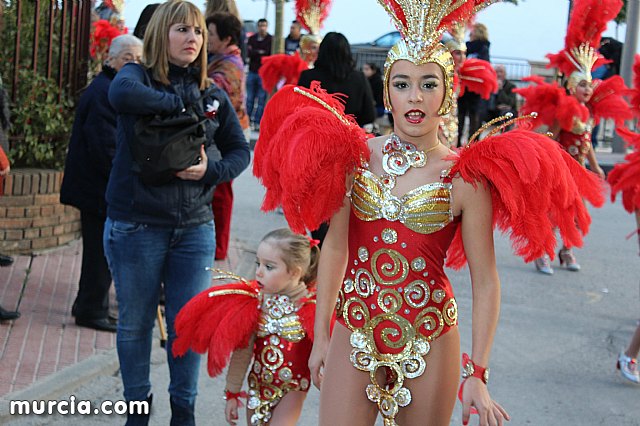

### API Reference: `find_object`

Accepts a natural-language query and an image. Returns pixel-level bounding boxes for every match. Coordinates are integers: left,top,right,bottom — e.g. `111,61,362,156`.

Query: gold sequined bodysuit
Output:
336,164,460,425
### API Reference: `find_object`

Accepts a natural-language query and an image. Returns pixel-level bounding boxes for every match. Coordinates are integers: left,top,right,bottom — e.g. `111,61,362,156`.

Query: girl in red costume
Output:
516,0,629,275
173,228,321,425
608,55,640,385
252,1,604,424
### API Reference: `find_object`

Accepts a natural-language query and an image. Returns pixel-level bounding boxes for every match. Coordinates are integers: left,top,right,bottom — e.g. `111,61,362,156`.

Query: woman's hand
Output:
0,165,10,176
225,399,239,425
308,335,330,390
176,145,207,181
461,378,510,426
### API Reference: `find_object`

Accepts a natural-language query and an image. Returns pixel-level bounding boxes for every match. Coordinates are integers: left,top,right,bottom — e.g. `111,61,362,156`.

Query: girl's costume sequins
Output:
337,162,460,423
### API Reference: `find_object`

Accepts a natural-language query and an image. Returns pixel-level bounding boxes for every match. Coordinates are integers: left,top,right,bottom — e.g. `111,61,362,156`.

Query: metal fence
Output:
1,0,93,102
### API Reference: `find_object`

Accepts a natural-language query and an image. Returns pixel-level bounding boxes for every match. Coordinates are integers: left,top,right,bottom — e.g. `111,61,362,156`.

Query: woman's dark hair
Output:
314,32,354,82
133,3,160,40
206,12,242,47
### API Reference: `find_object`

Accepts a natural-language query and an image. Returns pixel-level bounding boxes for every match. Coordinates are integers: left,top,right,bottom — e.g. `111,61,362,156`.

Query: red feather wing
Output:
253,83,371,233
459,59,498,100
173,281,260,377
445,129,605,269
630,55,640,117
608,127,640,213
588,76,632,126
259,53,309,94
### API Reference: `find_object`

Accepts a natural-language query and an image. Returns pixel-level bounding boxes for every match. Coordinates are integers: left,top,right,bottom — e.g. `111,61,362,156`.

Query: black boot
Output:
125,394,152,426
170,397,195,426
0,305,20,321
0,254,14,267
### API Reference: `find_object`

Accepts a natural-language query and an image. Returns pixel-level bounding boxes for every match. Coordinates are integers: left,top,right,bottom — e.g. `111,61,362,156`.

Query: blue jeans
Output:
246,71,267,125
103,218,215,407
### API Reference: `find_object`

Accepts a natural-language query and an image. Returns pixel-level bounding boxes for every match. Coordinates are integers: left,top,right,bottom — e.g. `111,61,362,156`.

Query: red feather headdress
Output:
546,0,622,89
295,0,332,34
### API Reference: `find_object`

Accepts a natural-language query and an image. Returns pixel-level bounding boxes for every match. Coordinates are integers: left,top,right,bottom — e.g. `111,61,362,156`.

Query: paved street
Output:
3,152,640,425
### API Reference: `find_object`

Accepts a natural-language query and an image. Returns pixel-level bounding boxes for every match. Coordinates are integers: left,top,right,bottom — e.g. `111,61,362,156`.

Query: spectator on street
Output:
60,34,143,334
0,77,16,276
487,64,517,121
284,20,303,55
362,62,384,118
246,18,272,130
133,3,160,40
0,144,19,322
458,22,491,146
206,11,249,260
105,1,250,423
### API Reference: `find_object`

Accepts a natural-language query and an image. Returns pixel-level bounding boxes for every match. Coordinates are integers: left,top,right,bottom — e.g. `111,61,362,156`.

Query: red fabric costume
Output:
174,279,317,425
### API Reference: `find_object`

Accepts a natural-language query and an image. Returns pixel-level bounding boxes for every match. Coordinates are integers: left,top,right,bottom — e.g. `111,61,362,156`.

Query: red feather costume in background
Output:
90,19,124,61
516,0,629,166
259,0,332,94
609,55,640,215
253,0,604,422
173,277,318,425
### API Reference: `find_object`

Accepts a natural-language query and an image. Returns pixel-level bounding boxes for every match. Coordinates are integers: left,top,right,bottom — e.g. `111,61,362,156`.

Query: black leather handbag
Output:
130,71,216,186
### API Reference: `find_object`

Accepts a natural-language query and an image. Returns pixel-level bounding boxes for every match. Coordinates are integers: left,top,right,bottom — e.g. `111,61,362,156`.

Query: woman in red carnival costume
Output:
252,1,604,424
608,55,640,385
516,0,630,275
259,0,330,95
174,229,322,425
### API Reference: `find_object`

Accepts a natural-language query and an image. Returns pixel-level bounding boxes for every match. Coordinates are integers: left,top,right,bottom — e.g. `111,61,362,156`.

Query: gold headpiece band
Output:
378,0,459,115
565,42,598,91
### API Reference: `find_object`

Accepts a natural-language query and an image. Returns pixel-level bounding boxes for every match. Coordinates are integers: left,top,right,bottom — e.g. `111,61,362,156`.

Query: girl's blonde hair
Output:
261,229,320,286
142,0,210,90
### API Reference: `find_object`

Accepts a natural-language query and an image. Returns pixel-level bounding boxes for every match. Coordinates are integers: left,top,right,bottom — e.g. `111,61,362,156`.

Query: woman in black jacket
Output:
298,32,375,127
105,1,250,424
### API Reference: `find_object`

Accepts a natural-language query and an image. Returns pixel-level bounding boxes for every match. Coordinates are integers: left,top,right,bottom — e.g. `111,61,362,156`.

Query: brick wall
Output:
0,169,81,254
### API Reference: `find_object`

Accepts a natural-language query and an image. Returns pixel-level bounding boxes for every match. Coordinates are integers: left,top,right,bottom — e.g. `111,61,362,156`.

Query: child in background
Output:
173,228,321,425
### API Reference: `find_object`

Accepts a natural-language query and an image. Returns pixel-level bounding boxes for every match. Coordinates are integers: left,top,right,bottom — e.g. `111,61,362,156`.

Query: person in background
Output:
297,31,375,245
204,0,247,63
284,20,303,55
458,22,491,146
105,1,250,424
0,143,19,321
133,3,160,40
246,18,272,130
60,34,143,334
362,62,384,119
206,11,249,260
0,75,13,271
487,64,517,121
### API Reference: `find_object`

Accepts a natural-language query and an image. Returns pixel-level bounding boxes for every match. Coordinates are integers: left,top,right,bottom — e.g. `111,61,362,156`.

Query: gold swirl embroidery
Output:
414,307,444,341
336,289,345,317
403,280,430,309
355,268,376,298
443,298,458,326
377,289,402,314
260,345,284,371
371,249,409,286
343,297,371,330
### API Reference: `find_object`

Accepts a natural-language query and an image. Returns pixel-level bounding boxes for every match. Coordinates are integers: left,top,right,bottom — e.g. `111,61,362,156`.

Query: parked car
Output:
351,31,401,70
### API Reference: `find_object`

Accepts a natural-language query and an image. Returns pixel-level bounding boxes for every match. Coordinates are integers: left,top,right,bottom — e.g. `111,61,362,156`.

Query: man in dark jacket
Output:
60,34,142,332
246,18,272,130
